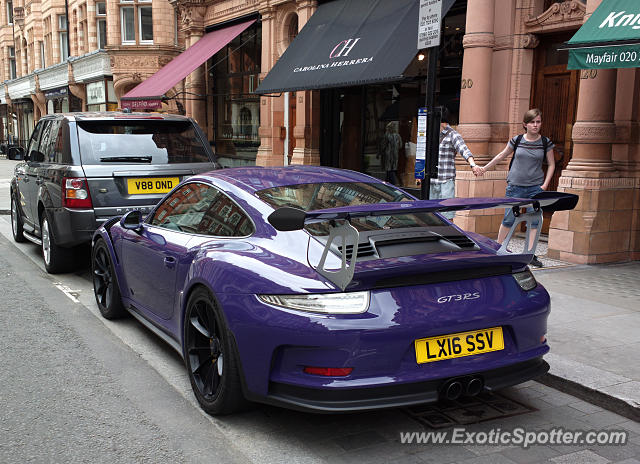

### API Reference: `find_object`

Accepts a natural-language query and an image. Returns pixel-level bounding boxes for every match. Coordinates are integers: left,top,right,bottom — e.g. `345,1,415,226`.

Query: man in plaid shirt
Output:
430,107,480,219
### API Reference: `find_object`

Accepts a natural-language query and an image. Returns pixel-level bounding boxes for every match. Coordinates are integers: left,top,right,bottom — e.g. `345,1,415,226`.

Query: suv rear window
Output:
77,120,211,165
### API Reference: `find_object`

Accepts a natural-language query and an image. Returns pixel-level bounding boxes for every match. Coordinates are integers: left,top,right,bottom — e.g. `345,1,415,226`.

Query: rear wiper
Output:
100,156,152,163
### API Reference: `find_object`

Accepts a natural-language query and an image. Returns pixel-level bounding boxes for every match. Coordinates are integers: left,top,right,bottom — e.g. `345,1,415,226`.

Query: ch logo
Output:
330,38,360,58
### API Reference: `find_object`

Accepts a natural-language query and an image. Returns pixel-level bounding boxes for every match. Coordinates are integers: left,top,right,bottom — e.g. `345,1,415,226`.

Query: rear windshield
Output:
255,182,447,235
77,120,211,165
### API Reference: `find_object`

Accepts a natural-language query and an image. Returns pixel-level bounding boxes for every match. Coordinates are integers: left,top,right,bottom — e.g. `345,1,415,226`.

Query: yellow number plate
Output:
415,327,504,364
127,177,179,194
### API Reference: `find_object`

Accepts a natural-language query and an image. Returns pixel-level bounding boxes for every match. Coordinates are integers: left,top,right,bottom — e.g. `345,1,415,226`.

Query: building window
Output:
139,6,153,42
9,46,16,79
40,41,45,68
7,1,13,25
96,2,107,49
121,7,135,43
120,0,152,45
58,15,69,61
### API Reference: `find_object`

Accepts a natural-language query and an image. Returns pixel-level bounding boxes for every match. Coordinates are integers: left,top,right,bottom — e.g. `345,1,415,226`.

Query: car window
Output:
26,121,46,162
43,120,62,163
151,183,254,237
77,120,211,165
256,182,447,235
37,119,60,163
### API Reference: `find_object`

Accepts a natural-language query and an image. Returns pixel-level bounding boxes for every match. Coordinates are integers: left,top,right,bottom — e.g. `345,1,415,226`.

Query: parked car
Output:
91,165,577,415
10,112,219,273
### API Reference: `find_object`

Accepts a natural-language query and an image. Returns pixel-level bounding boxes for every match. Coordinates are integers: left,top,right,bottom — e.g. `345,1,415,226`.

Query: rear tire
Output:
41,214,75,274
11,196,26,243
184,287,246,415
92,239,126,319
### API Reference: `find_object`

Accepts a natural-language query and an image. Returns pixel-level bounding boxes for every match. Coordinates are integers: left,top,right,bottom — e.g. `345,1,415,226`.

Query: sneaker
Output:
530,255,543,268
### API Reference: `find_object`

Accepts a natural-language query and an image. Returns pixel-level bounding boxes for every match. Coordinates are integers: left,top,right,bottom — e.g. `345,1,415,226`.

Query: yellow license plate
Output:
415,327,504,364
127,177,179,194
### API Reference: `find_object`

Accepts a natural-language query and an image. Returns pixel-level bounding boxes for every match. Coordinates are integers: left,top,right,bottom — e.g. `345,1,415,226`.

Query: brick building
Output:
2,0,638,264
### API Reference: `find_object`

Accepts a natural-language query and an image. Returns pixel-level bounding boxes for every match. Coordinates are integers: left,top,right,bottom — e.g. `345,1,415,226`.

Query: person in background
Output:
477,108,556,267
380,121,402,185
430,107,480,219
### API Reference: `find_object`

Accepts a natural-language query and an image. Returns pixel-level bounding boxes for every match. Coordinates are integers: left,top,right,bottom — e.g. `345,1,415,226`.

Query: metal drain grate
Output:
404,391,536,428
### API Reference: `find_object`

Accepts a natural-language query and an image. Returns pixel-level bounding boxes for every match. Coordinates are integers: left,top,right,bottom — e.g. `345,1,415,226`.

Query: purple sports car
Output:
91,166,577,415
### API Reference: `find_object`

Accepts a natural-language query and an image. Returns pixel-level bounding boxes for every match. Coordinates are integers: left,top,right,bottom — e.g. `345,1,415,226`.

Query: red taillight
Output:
62,177,93,208
303,367,353,377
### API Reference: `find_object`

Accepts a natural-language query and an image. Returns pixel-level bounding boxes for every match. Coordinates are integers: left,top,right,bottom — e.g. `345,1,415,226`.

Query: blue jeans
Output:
430,179,456,219
502,184,544,227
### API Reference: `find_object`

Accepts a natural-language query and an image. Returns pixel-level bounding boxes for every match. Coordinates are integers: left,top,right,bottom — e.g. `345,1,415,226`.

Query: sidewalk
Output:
0,158,20,214
534,262,640,422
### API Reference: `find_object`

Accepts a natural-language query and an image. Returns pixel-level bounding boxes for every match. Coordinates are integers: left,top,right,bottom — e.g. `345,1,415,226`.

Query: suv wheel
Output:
41,215,74,274
11,196,26,243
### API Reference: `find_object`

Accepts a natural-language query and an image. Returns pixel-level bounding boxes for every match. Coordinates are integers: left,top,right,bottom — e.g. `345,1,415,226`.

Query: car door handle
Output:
163,256,176,268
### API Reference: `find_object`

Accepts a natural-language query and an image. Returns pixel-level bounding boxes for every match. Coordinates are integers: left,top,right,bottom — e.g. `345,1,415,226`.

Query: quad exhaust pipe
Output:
441,376,484,401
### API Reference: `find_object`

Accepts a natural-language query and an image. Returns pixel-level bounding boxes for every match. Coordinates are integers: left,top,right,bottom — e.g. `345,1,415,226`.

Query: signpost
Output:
417,0,443,200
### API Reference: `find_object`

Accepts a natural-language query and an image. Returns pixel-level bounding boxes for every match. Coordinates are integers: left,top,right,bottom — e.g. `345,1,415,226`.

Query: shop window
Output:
211,22,261,166
58,15,69,61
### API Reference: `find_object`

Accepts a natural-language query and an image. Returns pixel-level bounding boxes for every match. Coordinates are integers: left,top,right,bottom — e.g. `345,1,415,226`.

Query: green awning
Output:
566,0,640,69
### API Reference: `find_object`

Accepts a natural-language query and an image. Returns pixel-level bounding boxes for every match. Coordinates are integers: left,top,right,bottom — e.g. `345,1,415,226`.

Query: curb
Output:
538,373,640,423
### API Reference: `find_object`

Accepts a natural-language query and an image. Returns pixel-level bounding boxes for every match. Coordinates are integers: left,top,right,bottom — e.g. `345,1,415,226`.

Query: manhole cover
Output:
404,391,536,428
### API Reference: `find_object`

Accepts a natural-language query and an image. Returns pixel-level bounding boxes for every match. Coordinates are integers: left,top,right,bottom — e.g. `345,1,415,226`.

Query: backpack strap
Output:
508,134,524,171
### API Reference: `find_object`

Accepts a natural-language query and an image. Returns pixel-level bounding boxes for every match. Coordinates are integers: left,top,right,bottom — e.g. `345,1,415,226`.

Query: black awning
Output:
255,0,454,94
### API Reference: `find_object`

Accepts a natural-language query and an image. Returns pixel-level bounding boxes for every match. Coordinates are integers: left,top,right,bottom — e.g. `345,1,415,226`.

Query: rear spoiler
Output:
268,192,578,290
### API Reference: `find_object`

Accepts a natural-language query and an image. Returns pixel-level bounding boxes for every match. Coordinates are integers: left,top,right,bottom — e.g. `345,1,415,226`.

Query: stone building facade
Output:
1,0,638,264
453,0,639,264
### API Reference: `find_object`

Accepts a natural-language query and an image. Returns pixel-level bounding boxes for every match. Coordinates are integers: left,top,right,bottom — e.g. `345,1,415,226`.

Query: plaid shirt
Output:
431,125,473,184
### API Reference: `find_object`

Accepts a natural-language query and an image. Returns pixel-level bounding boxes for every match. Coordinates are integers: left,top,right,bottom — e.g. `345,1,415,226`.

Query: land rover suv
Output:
10,112,220,273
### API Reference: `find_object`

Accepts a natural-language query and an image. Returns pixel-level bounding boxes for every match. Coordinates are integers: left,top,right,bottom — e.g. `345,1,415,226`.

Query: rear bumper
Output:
261,357,549,413
48,205,155,247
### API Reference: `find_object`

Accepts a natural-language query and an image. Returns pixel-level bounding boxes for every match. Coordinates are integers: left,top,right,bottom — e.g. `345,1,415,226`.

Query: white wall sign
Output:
418,0,443,49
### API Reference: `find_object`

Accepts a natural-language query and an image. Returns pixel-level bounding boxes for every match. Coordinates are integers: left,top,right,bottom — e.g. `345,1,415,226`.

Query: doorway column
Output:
454,0,496,235
256,6,286,166
290,0,320,166
548,0,635,264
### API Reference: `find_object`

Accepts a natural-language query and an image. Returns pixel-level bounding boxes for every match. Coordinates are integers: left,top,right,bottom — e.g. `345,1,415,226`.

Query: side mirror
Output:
8,146,25,160
120,210,143,232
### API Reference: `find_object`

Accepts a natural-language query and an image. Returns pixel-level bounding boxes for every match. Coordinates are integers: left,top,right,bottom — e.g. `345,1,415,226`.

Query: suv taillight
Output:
62,177,93,208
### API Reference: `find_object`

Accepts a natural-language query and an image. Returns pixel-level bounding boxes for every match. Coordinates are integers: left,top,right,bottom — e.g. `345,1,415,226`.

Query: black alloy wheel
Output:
11,196,25,243
184,287,245,415
92,239,126,319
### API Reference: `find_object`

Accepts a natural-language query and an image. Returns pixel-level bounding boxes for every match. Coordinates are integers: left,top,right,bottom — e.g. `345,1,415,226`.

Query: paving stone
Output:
587,442,640,462
568,401,605,414
550,449,611,464
581,410,630,428
501,445,562,464
457,453,519,464
413,445,484,464
612,459,640,464
333,430,389,451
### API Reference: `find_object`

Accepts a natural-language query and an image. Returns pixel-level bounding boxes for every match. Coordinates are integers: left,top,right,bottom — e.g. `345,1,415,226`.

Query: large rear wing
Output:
268,192,578,290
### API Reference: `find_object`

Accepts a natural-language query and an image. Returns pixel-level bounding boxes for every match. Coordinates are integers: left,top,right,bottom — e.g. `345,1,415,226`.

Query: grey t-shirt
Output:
507,135,554,187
